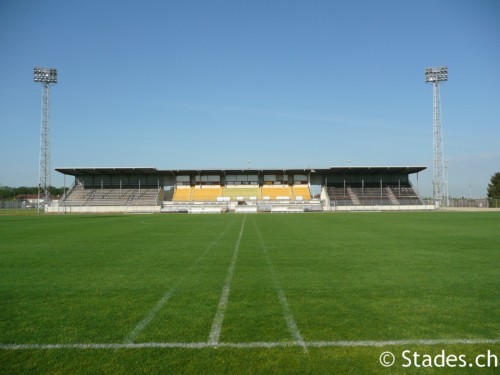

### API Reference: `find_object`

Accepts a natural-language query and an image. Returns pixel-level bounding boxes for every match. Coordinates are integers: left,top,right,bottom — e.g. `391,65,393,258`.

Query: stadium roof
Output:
55,167,160,176
323,166,426,174
56,166,426,176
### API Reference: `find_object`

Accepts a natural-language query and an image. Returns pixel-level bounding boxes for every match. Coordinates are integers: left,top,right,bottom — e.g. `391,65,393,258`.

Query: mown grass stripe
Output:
253,218,308,353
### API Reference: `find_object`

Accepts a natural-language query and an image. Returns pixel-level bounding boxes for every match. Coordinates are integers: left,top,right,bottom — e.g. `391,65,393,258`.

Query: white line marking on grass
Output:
253,219,308,353
208,216,247,345
124,220,235,344
2,338,498,350
124,290,174,344
307,338,500,347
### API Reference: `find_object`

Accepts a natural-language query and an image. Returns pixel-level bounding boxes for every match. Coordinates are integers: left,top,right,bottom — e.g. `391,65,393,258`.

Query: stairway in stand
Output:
347,187,360,205
385,187,399,205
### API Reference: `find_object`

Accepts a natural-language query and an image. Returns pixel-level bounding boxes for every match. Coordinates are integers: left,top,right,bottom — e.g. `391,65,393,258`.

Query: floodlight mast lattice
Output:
34,67,57,212
425,66,447,207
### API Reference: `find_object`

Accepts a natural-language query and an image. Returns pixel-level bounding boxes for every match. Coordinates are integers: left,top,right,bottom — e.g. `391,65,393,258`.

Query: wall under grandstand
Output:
51,166,432,213
49,204,161,214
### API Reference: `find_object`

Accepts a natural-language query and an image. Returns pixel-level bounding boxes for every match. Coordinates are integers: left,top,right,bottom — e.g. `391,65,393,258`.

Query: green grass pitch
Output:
0,212,499,374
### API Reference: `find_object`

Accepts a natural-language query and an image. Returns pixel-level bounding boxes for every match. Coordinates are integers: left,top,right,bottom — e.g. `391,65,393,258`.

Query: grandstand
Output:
327,183,422,206
191,186,223,202
51,166,431,213
223,186,261,201
60,185,161,207
55,168,164,213
261,185,293,200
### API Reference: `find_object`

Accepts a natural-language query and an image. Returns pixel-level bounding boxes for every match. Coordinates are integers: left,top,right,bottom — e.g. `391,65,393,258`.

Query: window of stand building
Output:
195,175,220,186
264,174,288,185
226,175,258,185
293,175,308,184
176,175,190,186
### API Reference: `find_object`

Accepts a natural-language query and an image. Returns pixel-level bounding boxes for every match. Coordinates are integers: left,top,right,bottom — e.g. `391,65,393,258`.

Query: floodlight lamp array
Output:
34,67,57,84
425,66,448,83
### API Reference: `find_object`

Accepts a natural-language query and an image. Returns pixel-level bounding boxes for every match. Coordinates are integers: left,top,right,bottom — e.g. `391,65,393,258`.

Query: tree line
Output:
487,172,500,199
0,186,67,200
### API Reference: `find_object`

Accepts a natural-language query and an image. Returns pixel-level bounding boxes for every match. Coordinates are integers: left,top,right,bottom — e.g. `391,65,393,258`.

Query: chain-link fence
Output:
0,200,25,209
0,200,39,215
420,198,500,208
447,198,499,208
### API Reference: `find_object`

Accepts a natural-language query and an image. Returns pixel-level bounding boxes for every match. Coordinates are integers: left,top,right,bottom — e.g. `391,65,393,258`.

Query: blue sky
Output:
0,0,499,197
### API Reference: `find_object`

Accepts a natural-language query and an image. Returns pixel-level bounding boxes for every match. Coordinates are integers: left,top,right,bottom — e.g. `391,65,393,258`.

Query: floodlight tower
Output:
34,67,57,211
425,66,447,207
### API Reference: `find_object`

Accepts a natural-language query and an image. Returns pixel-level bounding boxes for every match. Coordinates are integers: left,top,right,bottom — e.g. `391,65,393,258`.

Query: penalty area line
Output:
1,338,499,351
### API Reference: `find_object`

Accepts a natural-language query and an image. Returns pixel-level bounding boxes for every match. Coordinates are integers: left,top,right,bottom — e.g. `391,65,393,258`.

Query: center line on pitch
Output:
208,215,246,345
